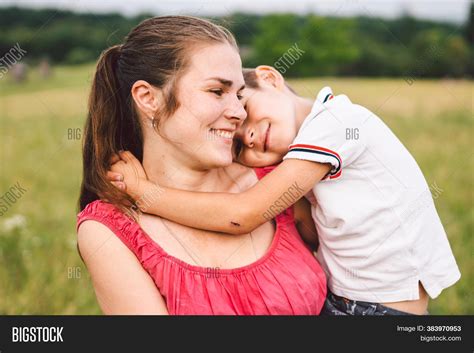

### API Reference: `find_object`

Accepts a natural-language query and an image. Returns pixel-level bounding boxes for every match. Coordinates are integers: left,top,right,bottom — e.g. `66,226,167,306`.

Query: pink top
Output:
76,167,327,315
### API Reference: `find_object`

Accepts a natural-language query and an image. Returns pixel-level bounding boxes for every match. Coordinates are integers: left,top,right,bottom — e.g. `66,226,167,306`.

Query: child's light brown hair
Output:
242,68,297,93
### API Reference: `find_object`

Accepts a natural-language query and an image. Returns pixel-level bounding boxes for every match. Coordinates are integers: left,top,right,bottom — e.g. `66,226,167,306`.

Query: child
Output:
108,65,460,315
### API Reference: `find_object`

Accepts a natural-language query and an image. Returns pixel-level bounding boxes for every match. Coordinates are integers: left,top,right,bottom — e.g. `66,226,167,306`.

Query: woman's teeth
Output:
210,128,233,139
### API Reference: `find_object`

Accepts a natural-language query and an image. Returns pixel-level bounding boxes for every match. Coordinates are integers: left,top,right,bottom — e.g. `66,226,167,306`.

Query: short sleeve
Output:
76,200,150,257
283,95,366,180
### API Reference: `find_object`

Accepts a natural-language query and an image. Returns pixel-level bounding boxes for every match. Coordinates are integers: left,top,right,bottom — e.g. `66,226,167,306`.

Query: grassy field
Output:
0,64,472,314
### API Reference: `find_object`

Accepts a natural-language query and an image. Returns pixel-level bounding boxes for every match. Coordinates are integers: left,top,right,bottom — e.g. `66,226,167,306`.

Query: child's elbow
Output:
226,208,262,235
226,224,250,235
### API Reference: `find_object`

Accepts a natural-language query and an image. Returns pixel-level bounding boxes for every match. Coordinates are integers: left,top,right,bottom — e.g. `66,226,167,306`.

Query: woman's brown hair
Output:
79,16,237,211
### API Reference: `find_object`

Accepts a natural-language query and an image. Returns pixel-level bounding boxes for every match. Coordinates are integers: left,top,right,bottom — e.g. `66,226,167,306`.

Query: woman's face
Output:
159,43,247,169
232,85,297,167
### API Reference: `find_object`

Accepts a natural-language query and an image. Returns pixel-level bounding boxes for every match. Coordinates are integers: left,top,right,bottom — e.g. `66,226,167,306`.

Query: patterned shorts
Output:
321,291,419,316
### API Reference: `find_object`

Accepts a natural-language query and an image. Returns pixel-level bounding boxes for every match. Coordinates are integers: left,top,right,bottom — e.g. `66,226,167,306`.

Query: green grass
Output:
0,64,472,314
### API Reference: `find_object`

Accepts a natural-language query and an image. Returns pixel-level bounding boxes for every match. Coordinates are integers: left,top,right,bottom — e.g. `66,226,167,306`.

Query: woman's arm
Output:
110,151,330,235
77,220,168,314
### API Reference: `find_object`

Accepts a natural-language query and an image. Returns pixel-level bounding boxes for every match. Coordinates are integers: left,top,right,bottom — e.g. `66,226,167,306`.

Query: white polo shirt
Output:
283,87,460,303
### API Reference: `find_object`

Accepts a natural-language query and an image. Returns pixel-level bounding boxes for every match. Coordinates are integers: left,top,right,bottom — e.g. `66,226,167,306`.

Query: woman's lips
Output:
209,128,235,145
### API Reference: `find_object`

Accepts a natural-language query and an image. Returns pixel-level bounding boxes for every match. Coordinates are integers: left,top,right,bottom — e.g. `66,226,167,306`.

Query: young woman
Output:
76,16,327,315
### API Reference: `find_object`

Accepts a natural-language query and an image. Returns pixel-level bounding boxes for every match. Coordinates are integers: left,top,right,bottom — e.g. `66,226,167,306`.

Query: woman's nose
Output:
226,97,247,123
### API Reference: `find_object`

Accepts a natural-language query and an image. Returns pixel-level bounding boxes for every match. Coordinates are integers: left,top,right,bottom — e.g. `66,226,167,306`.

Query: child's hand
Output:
107,151,148,200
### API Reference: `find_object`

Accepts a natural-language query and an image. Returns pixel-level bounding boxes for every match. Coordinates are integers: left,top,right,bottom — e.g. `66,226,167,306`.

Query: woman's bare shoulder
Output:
77,220,123,260
77,220,169,314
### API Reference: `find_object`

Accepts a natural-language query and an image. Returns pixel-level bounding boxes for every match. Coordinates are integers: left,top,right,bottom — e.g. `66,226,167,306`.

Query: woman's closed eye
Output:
210,88,224,97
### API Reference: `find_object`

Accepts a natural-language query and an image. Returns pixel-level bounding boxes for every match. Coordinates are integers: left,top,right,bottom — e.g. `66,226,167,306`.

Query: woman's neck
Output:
142,138,226,192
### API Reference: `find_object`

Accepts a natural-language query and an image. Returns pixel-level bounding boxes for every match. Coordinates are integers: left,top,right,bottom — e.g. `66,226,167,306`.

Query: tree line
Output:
1,6,472,77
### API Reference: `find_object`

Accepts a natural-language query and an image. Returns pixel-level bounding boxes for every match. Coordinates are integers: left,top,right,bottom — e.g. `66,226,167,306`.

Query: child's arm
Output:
108,151,330,235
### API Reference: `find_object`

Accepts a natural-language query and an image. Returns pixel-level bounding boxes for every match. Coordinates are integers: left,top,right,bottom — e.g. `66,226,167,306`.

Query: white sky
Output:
1,0,471,24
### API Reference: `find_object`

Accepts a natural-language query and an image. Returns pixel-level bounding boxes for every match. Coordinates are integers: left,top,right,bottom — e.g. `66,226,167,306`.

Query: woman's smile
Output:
209,127,235,143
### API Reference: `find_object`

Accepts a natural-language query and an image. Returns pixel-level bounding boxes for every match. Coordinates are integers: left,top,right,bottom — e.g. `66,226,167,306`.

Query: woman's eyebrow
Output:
206,77,245,91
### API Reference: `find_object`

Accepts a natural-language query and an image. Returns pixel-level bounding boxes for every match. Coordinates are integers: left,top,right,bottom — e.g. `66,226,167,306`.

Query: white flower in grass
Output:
2,214,27,233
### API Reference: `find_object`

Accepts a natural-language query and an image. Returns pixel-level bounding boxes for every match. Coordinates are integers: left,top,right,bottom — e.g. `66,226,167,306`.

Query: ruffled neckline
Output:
77,165,293,276
78,199,287,276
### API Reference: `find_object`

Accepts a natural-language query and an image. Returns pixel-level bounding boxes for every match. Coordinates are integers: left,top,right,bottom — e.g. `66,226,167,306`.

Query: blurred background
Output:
0,0,472,314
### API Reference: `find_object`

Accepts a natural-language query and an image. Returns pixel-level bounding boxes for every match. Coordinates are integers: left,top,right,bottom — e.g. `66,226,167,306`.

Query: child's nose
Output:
244,127,255,148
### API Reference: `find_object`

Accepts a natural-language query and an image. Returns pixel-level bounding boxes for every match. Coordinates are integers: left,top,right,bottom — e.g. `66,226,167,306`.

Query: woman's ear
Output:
131,80,162,120
254,65,286,91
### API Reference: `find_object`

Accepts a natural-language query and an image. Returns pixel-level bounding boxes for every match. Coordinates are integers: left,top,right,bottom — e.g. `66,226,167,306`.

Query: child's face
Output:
232,86,298,167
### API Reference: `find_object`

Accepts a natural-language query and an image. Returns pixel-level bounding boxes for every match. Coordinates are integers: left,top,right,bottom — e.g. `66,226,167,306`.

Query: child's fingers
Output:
109,153,121,165
120,151,146,175
110,181,126,191
106,171,123,182
110,160,127,173
119,150,135,164
120,151,142,168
